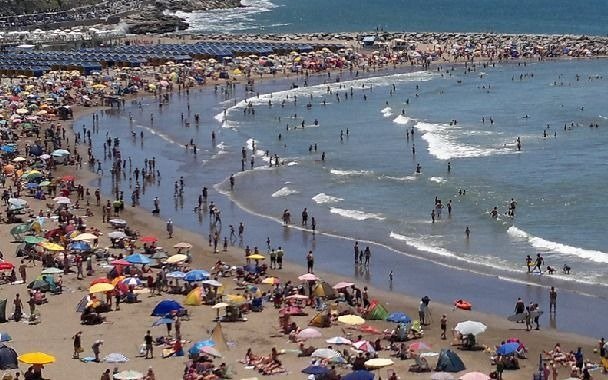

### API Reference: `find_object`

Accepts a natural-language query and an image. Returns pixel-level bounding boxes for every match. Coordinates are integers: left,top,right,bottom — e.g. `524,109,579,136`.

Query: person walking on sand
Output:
549,286,557,313
144,330,154,359
18,260,26,283
306,251,314,273
166,219,173,238
100,369,111,380
92,340,103,362
73,331,83,359
440,314,447,340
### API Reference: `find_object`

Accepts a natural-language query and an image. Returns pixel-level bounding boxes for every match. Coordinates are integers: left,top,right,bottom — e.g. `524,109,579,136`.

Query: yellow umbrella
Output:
261,277,280,285
111,276,125,287
89,282,115,293
40,242,65,251
72,232,97,241
364,358,394,369
166,254,187,264
18,352,56,364
247,254,265,260
225,294,246,305
337,315,365,325
92,84,107,89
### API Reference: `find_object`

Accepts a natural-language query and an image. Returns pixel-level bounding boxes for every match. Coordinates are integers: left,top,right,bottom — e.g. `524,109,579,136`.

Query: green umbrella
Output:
24,236,45,244
39,180,51,187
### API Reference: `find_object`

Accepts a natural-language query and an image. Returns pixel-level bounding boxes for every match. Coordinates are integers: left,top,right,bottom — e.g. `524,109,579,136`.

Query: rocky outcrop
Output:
155,0,242,12
125,9,189,34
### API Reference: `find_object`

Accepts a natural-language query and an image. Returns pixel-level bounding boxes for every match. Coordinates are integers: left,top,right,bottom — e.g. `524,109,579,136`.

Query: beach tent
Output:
309,312,331,328
0,343,18,369
364,301,389,320
435,349,465,373
313,281,335,298
0,300,6,323
151,300,184,316
184,287,204,306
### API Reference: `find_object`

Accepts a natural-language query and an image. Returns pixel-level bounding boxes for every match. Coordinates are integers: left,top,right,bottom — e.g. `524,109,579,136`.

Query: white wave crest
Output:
393,114,414,125
389,232,456,258
271,186,299,198
330,169,373,176
507,226,608,263
379,175,417,182
415,122,512,160
312,193,343,204
330,207,385,221
429,176,446,184
381,107,393,118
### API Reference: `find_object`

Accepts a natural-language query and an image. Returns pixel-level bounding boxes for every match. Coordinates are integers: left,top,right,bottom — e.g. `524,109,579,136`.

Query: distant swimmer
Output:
314,119,319,126
490,206,498,218
465,226,470,238
522,115,529,119
416,163,422,174
412,144,415,155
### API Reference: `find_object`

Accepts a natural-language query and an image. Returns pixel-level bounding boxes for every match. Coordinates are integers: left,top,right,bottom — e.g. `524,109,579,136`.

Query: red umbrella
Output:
110,259,131,266
359,325,382,335
0,262,15,270
90,277,110,285
61,175,75,182
140,236,158,244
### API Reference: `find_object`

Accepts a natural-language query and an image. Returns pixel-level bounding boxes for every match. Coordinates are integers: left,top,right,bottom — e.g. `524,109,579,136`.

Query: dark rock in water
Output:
155,0,243,12
126,11,189,34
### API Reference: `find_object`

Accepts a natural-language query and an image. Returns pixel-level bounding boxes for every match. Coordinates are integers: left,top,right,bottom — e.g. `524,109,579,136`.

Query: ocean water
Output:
81,59,608,336
180,0,608,35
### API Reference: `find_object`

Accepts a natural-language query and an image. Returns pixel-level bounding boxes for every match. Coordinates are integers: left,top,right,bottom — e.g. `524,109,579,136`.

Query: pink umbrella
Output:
409,342,431,351
333,281,354,290
286,294,309,300
353,340,375,353
298,273,319,281
296,328,322,340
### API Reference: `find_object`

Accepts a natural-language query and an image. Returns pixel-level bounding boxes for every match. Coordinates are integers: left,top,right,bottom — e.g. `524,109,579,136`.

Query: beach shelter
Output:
151,299,184,316
211,322,229,351
386,312,411,324
184,269,210,282
0,300,6,323
0,343,18,369
184,287,204,306
435,349,465,373
364,301,389,320
313,281,335,298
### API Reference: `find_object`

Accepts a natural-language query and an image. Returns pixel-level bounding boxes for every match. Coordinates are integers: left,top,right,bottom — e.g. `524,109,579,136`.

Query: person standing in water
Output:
354,242,359,264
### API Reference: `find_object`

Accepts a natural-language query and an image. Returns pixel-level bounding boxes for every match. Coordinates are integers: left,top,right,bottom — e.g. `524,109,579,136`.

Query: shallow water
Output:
81,60,608,337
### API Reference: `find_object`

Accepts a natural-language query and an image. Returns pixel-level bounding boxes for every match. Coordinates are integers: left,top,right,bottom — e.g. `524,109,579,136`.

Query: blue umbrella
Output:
188,339,215,355
0,145,15,153
342,370,375,380
25,183,39,189
70,241,91,251
301,365,330,375
125,253,151,265
497,342,521,355
0,332,12,342
386,312,412,324
151,299,184,316
152,317,174,326
184,270,210,282
166,271,186,279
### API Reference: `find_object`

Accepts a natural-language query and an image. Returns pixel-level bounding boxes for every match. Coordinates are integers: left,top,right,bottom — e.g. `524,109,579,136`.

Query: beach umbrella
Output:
226,294,247,305
18,352,55,364
151,299,184,316
0,333,11,342
122,277,142,287
40,267,62,275
69,241,91,251
139,235,158,244
296,328,322,340
39,154,51,160
89,282,114,293
302,365,330,375
8,198,27,208
202,279,222,287
333,281,354,289
108,219,127,226
496,342,520,356
53,196,71,204
152,317,174,326
0,262,14,271
454,321,487,336
431,373,455,380
90,277,111,285
386,312,412,324
188,339,215,355
261,277,280,285
113,370,143,380
110,259,131,266
211,302,229,309
459,372,490,380
104,353,128,363
40,242,64,251
342,370,375,380
338,315,365,325
23,236,45,244
73,232,97,241
285,294,309,301
166,271,186,279
409,341,431,351
165,254,187,264
326,336,352,345
200,346,222,357
108,231,127,239
151,251,168,260
28,279,50,292
311,348,341,359
184,269,209,282
298,273,319,281
246,254,265,260
125,253,151,265
12,157,26,162
364,358,394,369
173,242,192,249
353,340,376,353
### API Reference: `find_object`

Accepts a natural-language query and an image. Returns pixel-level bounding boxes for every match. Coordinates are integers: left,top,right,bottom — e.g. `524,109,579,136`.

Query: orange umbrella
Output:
90,277,110,286
140,236,158,244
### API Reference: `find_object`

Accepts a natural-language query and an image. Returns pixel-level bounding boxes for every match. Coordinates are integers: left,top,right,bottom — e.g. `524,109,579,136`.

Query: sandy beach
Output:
0,62,606,380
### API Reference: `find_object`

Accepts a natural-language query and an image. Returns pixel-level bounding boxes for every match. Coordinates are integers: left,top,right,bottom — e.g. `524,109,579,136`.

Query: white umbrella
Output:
73,232,97,241
53,196,71,204
122,277,142,287
113,370,142,380
325,336,352,345
454,321,487,336
202,279,223,287
432,373,455,380
108,231,127,239
41,267,63,275
211,302,229,309
311,348,341,359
